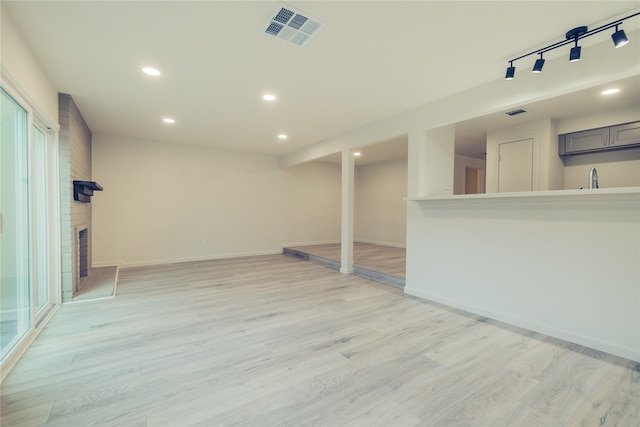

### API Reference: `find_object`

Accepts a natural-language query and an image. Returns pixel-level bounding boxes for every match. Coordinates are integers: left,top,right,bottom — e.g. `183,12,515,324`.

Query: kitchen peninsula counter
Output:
404,186,640,362
405,186,640,203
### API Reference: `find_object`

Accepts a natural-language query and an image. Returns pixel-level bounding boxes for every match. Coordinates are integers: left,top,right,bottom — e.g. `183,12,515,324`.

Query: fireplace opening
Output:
78,228,88,279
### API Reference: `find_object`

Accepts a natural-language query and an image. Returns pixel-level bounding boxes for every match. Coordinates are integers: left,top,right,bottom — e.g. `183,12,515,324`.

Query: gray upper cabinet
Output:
559,121,640,155
610,122,640,148
560,127,609,154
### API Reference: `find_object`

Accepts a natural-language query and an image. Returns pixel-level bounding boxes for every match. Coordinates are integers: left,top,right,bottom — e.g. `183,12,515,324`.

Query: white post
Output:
408,126,455,197
340,149,354,274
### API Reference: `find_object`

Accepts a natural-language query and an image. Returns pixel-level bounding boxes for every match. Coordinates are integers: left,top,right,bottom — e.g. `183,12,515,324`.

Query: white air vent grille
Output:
264,3,325,46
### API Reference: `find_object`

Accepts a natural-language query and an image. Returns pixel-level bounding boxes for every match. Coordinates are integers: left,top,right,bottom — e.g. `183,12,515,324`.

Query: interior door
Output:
498,138,533,192
464,167,483,194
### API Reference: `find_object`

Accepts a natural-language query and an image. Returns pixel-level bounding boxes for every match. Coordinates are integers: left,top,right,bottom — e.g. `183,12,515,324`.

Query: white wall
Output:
557,106,640,135
405,195,640,361
0,9,58,125
355,158,407,247
283,161,342,246
92,135,341,267
454,155,486,195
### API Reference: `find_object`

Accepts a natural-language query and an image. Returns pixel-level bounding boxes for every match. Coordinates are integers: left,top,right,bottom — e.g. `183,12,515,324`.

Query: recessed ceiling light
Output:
263,94,277,101
601,88,620,95
142,67,161,76
163,118,175,124
278,134,288,140
353,152,361,157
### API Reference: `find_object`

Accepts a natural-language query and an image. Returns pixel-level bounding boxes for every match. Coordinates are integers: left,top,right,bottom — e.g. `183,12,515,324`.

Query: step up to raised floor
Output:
283,247,404,289
353,265,405,289
283,247,340,271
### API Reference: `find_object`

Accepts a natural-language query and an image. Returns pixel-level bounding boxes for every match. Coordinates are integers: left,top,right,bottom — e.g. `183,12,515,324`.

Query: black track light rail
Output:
507,11,639,66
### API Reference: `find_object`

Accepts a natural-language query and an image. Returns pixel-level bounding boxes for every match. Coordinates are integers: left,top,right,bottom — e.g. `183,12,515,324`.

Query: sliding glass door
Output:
1,85,59,370
0,88,31,360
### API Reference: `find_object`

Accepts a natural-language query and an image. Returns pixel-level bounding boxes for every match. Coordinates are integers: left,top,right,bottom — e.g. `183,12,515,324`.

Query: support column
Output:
340,149,354,274
408,126,455,197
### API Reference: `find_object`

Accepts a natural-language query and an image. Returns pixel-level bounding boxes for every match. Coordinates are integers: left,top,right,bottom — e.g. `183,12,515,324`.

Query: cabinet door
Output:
498,138,533,193
563,127,609,153
610,122,640,148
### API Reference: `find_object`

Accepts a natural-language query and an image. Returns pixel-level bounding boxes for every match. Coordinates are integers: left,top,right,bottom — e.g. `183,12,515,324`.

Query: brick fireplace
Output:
59,93,94,301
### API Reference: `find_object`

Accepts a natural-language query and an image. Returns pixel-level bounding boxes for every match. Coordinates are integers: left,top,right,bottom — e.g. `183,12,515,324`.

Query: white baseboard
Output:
404,286,640,362
280,240,341,248
95,242,348,269
280,240,406,249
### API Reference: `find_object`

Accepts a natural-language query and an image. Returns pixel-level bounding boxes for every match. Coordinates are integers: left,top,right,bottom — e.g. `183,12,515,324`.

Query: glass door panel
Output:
1,88,31,360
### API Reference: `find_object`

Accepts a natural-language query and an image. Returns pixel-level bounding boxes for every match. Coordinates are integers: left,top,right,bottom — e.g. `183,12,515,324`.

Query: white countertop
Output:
405,187,640,203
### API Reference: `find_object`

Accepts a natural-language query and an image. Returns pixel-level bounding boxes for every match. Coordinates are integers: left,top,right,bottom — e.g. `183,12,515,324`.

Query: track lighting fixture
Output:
532,53,545,73
611,24,629,47
504,11,638,80
505,61,515,80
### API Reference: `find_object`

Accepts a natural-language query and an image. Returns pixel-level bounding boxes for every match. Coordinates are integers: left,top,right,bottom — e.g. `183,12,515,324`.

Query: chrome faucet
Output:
589,167,598,189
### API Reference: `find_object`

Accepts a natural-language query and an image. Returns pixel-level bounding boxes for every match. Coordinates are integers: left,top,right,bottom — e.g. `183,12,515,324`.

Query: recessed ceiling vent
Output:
264,3,324,46
505,108,528,116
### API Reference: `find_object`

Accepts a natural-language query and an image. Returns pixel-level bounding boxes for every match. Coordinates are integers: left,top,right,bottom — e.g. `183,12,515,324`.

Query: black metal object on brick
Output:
73,180,103,203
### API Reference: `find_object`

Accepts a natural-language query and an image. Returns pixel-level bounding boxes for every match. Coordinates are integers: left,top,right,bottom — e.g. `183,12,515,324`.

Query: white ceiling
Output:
318,135,408,166
4,1,639,160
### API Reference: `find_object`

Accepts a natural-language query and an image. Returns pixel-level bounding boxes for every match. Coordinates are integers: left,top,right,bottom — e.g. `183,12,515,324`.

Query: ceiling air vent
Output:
505,108,528,116
264,3,325,46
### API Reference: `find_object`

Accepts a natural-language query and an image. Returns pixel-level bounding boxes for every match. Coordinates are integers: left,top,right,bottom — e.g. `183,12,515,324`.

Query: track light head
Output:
505,62,515,80
612,25,629,48
569,45,582,62
532,54,545,73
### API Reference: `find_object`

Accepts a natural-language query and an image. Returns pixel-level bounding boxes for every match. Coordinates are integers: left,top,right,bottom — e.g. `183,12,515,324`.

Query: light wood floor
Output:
1,254,638,426
287,242,406,278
